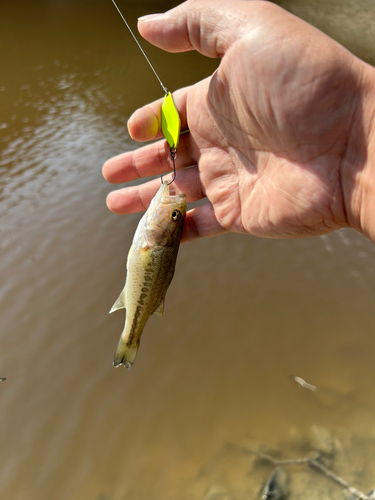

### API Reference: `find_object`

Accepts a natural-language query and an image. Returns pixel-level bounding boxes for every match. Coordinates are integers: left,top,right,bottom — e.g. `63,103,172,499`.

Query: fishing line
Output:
110,0,181,186
110,0,168,95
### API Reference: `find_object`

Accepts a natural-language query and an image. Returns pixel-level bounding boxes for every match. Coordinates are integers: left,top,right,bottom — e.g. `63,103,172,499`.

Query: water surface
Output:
1,1,375,499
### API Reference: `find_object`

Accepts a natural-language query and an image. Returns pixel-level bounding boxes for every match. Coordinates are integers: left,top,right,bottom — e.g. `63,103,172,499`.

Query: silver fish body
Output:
110,182,186,369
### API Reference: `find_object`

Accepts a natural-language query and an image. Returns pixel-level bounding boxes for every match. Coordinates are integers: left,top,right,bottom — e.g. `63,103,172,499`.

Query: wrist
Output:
342,60,375,241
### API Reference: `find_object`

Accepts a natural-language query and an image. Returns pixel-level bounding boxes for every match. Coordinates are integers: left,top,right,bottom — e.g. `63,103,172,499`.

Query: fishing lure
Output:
111,0,180,184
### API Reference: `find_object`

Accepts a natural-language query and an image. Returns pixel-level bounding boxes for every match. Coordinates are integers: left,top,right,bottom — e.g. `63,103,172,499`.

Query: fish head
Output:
144,182,186,247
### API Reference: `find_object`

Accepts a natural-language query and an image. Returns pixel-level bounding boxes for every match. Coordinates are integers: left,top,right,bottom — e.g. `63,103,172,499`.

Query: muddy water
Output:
1,1,375,499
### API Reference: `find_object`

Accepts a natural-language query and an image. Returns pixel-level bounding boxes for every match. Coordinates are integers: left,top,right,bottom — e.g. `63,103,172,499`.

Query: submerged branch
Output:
253,450,371,500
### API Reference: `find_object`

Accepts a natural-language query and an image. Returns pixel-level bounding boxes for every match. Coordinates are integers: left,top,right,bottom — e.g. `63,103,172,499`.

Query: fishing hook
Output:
161,148,177,186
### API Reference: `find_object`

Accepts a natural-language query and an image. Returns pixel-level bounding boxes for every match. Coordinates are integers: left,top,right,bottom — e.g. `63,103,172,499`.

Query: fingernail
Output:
138,13,164,22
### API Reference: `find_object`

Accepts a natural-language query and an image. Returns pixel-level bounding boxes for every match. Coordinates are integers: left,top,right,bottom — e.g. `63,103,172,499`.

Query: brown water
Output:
1,1,375,499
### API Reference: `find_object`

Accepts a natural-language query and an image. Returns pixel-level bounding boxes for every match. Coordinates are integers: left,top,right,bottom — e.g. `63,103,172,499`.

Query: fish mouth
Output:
161,181,186,203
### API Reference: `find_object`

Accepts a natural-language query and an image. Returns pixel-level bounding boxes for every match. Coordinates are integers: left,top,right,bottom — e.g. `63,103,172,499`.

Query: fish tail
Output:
113,337,140,370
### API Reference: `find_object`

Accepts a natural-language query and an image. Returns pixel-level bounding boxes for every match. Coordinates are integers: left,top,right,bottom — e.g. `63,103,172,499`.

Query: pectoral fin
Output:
127,245,132,267
109,286,126,314
154,299,165,316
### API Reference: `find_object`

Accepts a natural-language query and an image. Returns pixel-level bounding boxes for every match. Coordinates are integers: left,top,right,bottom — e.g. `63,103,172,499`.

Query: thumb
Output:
137,0,255,58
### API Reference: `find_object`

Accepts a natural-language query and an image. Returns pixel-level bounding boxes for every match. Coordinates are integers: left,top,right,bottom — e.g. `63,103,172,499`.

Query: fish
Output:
291,375,317,392
110,181,186,369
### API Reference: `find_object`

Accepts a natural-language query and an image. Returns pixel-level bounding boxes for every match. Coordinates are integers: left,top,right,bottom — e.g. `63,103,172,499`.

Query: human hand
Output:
103,0,375,242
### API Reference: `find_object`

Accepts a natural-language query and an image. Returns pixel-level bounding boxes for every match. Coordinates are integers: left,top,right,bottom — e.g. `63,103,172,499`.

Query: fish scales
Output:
110,181,186,369
125,249,174,342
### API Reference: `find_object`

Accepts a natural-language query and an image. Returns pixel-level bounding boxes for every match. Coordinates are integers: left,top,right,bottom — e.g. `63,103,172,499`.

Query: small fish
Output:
110,181,186,369
291,375,317,392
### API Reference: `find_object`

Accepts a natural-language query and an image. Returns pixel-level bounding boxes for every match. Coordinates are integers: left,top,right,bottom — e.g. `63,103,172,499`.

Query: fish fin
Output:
127,245,132,266
109,245,132,314
109,286,126,314
113,338,140,370
154,299,165,316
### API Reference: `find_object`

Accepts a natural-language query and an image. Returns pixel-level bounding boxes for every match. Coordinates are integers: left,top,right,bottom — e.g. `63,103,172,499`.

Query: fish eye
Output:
171,209,182,222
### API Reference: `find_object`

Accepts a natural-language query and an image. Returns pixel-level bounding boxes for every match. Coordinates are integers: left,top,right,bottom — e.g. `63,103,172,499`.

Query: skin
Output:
102,0,375,244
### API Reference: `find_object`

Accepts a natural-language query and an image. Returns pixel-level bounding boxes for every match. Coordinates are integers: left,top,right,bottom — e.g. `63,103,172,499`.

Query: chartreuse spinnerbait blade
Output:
162,92,180,149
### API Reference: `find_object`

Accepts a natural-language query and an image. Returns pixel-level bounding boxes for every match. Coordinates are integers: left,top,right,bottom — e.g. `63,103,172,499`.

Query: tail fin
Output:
113,338,140,370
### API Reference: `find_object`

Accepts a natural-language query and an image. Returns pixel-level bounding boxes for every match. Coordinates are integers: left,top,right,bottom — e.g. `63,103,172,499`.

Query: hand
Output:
103,0,375,243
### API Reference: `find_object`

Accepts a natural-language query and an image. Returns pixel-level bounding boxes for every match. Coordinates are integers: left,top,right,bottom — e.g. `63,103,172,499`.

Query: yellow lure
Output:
161,92,180,149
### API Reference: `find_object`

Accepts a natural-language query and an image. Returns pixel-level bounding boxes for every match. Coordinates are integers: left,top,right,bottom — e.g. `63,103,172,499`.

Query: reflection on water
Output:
1,1,375,499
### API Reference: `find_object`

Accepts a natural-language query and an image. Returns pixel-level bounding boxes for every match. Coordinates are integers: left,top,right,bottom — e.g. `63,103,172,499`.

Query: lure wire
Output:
110,0,168,95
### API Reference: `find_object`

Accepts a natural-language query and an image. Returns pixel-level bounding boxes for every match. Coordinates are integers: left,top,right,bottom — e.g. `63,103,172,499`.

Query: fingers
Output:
182,203,227,243
102,132,195,184
127,86,189,143
106,165,204,214
137,0,257,58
